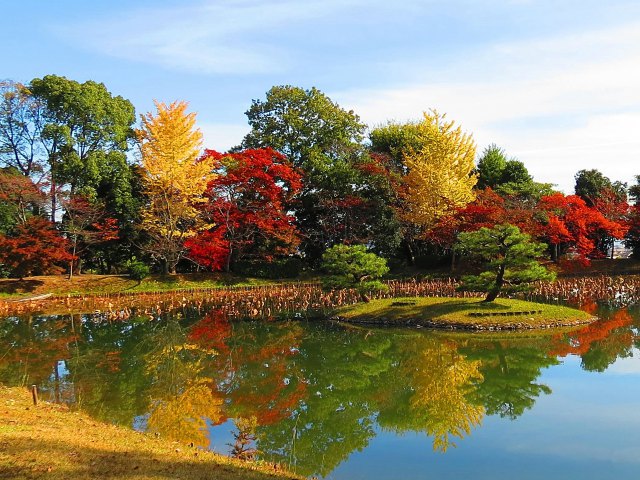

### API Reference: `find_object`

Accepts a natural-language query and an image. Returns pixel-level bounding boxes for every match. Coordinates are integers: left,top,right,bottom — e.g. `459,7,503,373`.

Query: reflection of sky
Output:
330,352,640,480
604,348,640,375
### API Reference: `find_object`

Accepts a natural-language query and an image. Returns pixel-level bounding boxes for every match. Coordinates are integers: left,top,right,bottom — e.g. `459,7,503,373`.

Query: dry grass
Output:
334,297,595,330
0,386,301,480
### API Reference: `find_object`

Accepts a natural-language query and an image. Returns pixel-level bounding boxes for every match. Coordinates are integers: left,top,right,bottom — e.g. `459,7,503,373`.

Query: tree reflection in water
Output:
1,304,639,477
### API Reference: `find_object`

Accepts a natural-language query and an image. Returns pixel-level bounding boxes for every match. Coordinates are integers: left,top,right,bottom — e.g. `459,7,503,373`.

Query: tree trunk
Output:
405,240,416,266
50,176,57,222
450,250,456,273
68,240,76,280
225,247,233,273
483,265,505,303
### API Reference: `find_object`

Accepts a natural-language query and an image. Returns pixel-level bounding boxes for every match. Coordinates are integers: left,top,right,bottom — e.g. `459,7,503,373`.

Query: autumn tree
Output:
625,175,640,257
456,224,555,302
138,101,214,274
538,193,627,262
321,244,389,302
0,168,45,232
186,148,302,272
402,110,477,229
0,217,73,278
61,195,119,278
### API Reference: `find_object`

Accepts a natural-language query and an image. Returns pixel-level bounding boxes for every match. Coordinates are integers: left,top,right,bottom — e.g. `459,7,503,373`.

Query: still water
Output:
1,303,639,479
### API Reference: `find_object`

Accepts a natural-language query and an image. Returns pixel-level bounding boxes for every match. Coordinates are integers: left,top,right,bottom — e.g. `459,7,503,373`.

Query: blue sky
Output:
4,0,640,192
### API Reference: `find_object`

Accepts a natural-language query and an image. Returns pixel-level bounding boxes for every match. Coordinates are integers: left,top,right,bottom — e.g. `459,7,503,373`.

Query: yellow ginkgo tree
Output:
402,110,478,229
137,100,214,274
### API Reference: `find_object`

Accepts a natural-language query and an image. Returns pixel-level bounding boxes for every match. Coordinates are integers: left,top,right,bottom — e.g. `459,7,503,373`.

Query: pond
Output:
1,301,640,479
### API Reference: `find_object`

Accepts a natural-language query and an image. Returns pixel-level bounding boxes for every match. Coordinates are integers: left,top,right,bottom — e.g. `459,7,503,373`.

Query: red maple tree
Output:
538,193,627,263
187,148,302,272
0,217,74,278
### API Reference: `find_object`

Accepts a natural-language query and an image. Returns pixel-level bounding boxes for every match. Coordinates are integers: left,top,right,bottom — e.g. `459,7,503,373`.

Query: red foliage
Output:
188,310,233,356
187,148,302,271
0,217,74,278
538,193,627,261
425,188,513,248
0,171,45,224
549,308,633,357
184,230,229,272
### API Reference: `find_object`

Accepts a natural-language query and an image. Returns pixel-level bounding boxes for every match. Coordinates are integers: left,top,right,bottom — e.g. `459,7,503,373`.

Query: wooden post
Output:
31,385,38,406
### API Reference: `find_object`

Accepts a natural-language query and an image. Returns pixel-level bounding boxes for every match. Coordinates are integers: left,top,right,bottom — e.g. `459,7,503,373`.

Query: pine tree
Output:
455,224,555,302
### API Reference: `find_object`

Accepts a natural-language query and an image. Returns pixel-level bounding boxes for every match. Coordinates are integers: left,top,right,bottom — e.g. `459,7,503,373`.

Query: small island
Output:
333,297,595,331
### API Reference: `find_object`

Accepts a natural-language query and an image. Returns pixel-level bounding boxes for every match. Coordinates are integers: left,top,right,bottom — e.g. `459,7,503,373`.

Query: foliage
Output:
241,85,378,261
321,244,389,302
124,258,151,283
187,148,302,272
137,100,214,274
0,216,73,278
401,111,477,229
241,85,366,168
574,169,627,206
0,168,45,232
456,224,556,302
625,205,640,258
538,193,627,262
0,80,45,176
29,74,136,220
62,195,119,278
232,257,304,279
476,144,553,199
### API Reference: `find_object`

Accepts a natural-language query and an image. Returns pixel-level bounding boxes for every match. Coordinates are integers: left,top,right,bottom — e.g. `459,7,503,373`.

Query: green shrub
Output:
125,259,150,284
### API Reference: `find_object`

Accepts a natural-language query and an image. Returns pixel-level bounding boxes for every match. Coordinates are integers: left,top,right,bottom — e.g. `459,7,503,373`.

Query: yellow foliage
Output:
402,110,477,229
147,379,225,448
404,338,485,451
137,101,215,271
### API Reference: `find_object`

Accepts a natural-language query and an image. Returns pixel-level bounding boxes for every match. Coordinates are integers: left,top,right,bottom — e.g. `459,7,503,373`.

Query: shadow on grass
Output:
396,299,510,317
1,436,284,480
0,278,44,295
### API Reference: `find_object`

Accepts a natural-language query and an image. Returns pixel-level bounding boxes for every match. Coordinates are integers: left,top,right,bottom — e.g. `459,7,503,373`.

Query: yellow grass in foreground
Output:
0,387,300,480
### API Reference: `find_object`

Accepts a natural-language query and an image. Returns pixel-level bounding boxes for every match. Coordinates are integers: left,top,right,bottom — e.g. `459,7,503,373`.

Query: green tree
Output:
321,244,389,302
242,85,366,169
455,224,555,302
476,144,508,190
29,74,136,221
241,85,375,261
574,169,626,207
476,144,553,199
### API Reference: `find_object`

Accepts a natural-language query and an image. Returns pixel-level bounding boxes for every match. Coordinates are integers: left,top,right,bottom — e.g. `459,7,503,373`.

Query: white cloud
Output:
52,0,370,75
334,21,640,192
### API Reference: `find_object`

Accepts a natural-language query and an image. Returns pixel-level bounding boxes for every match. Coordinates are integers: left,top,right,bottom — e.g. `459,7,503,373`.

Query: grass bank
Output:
0,386,300,480
333,297,595,330
0,273,287,299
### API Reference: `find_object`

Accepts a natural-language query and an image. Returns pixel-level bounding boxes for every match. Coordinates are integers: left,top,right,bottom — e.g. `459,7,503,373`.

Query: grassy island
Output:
333,297,595,330
0,387,301,480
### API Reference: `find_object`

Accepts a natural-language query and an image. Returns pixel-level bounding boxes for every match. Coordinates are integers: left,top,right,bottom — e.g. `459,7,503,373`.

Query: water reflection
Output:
1,305,639,477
